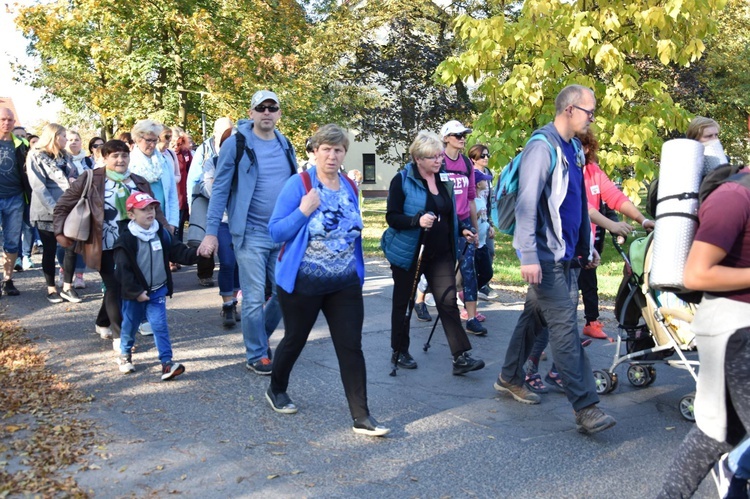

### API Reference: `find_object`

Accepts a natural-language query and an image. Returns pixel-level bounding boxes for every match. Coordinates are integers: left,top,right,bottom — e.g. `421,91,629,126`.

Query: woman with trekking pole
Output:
381,131,485,376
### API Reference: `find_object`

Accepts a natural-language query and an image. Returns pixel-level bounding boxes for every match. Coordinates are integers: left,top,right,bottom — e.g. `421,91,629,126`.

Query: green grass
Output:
361,197,631,299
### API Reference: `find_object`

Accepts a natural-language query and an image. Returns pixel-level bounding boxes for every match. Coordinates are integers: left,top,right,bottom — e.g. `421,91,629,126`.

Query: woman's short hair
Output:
468,143,489,162
686,116,719,141
310,124,349,151
409,131,443,160
131,120,162,141
576,128,599,164
88,136,104,154
101,139,131,158
35,123,67,157
117,132,134,145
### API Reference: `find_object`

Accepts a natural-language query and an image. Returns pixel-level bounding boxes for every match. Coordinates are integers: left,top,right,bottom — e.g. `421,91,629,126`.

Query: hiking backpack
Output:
491,132,557,235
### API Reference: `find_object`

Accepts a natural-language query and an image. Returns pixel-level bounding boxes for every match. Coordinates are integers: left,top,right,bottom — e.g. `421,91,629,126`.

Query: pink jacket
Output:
583,161,629,235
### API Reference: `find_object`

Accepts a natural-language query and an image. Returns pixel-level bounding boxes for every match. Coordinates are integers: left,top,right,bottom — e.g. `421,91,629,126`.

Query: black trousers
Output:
271,284,369,420
578,265,599,322
390,253,472,356
95,250,122,338
37,229,76,287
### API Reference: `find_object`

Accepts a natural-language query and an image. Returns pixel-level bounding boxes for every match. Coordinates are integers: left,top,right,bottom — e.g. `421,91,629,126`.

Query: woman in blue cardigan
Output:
266,124,388,437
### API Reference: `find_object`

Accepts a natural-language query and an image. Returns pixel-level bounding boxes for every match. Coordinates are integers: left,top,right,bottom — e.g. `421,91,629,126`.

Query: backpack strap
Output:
462,154,473,177
300,170,312,193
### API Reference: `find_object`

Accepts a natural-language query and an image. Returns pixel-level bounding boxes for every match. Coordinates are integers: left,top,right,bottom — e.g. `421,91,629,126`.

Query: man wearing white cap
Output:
198,90,298,375
440,120,487,336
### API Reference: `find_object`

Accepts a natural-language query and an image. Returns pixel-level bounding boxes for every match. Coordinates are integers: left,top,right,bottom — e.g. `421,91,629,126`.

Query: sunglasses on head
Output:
449,133,468,140
254,105,279,113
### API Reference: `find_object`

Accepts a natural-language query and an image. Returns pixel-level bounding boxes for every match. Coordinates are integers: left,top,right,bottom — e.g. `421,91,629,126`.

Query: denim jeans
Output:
19,203,34,258
217,223,239,297
730,438,750,479
457,217,477,302
233,228,282,363
120,286,172,363
0,193,24,255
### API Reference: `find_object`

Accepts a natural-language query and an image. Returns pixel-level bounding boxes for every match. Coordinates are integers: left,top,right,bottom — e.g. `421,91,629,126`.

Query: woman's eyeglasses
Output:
479,153,490,159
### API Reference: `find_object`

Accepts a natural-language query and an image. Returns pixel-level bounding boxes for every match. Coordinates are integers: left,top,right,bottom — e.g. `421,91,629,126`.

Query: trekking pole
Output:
390,212,433,377
423,228,473,352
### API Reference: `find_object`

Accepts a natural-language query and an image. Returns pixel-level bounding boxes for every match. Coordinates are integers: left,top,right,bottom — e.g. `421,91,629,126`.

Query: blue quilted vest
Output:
381,163,457,271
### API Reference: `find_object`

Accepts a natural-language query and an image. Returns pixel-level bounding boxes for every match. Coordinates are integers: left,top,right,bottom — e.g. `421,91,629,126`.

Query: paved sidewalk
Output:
5,258,714,498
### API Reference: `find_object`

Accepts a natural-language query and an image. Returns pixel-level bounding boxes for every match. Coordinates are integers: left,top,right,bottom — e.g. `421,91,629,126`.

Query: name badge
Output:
150,240,163,252
439,173,449,182
590,185,600,195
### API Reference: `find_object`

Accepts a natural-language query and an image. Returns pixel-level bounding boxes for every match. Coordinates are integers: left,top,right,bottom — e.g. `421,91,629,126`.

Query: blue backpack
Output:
492,132,557,235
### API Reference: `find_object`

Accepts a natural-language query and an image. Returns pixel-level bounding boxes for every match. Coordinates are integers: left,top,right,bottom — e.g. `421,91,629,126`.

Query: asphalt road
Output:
6,256,716,498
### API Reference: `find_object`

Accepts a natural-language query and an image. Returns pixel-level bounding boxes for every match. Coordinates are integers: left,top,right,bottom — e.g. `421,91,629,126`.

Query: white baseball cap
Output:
440,120,472,139
251,90,280,109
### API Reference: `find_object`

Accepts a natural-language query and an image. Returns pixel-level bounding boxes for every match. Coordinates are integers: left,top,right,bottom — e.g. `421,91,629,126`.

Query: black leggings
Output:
658,328,750,498
95,250,122,338
37,229,76,287
390,253,472,356
271,284,369,420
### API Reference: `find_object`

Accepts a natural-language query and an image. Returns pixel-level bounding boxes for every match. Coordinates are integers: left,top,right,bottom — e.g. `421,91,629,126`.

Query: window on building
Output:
363,154,376,184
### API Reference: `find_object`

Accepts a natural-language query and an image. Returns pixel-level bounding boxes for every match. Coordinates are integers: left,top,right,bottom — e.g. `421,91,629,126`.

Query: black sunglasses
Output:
91,143,103,149
479,153,490,159
254,105,279,113
449,133,468,140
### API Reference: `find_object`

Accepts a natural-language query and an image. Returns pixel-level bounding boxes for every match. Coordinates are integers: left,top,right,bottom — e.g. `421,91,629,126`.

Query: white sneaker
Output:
95,325,113,339
139,322,154,336
112,338,121,352
73,274,86,289
22,256,33,271
117,355,135,374
424,293,436,307
713,453,733,499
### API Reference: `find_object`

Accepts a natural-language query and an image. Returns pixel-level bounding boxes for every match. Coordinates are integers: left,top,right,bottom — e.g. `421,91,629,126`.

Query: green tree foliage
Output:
303,0,475,165
14,0,308,142
670,0,750,162
438,0,727,196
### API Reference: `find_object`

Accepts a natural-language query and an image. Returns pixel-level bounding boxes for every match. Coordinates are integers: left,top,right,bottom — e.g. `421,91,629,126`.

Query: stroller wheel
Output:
679,393,696,422
646,366,657,386
593,369,616,394
627,364,652,387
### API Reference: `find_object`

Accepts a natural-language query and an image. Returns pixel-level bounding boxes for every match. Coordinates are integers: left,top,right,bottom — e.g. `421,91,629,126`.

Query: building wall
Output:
342,130,401,197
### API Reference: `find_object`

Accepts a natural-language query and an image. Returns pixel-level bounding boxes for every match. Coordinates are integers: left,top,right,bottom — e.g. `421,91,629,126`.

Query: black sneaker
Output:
161,361,185,381
575,404,616,434
2,279,20,296
452,351,485,375
221,304,236,328
46,291,63,304
352,415,390,437
246,357,272,375
59,288,82,303
391,351,417,369
234,301,241,322
414,302,432,322
265,387,298,414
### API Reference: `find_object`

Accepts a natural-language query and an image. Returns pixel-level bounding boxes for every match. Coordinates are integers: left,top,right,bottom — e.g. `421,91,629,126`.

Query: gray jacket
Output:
27,149,78,224
513,123,590,265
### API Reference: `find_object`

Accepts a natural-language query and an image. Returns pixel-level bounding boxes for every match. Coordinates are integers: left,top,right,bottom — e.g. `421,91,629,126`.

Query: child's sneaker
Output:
414,302,431,322
117,354,135,374
161,361,185,381
139,322,154,336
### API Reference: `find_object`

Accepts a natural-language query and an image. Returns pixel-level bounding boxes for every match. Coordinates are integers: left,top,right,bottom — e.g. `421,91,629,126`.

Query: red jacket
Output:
583,161,629,235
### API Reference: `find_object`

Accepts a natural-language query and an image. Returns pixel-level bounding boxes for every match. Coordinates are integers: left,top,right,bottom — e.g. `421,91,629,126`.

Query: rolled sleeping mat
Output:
649,139,704,293
702,139,728,176
187,194,208,248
